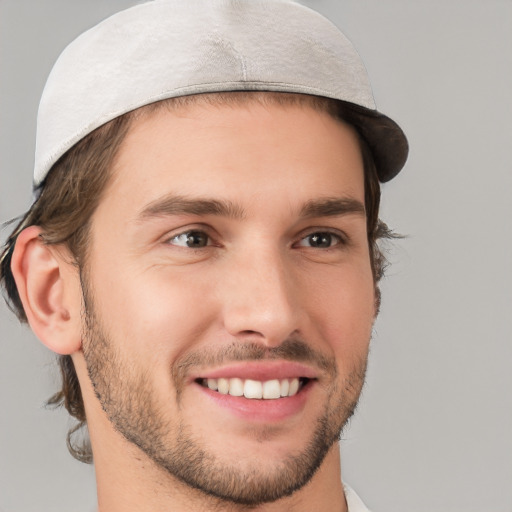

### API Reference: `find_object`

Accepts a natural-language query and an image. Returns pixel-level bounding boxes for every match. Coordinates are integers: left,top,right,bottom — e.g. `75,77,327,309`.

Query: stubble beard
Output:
80,277,369,507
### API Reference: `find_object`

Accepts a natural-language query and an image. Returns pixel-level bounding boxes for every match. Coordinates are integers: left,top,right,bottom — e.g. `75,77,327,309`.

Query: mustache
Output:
172,338,337,389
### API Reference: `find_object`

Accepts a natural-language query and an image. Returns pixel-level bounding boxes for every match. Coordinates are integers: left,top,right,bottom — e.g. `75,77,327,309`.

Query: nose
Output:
219,245,300,347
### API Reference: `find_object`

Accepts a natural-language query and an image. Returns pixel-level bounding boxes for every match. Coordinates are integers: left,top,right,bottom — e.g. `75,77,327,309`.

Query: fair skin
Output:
12,99,376,511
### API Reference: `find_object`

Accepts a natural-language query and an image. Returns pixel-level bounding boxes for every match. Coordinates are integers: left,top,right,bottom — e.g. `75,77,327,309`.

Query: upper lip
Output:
189,361,319,382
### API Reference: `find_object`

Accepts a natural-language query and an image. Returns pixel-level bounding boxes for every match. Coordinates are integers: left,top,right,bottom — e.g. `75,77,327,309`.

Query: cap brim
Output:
341,103,409,183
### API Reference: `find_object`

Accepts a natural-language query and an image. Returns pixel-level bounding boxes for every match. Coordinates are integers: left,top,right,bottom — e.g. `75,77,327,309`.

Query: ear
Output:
11,226,82,355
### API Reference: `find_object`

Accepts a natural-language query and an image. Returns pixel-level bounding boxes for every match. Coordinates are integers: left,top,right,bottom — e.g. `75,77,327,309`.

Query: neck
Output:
93,440,347,512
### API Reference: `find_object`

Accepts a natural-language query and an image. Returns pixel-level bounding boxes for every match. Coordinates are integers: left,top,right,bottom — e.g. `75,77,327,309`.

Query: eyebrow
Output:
138,195,246,221
299,197,366,218
137,194,365,222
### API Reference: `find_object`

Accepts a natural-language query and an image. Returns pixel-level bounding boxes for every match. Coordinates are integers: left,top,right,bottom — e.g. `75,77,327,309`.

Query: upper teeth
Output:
204,377,301,399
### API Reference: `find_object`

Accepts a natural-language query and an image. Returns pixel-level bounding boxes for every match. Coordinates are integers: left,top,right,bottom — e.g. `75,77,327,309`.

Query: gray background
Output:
1,0,511,511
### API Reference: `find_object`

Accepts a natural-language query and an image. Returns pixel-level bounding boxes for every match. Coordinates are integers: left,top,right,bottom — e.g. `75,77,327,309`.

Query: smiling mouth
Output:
196,377,311,400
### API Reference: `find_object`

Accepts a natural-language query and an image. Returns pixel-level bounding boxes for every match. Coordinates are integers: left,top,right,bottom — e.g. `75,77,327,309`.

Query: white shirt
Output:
345,484,371,512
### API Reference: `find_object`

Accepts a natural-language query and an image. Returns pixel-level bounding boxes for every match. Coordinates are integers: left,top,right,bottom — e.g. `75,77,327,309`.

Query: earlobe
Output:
11,226,82,355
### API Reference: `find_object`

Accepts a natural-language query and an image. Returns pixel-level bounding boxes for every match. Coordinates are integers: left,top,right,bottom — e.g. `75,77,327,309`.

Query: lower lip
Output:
195,381,313,423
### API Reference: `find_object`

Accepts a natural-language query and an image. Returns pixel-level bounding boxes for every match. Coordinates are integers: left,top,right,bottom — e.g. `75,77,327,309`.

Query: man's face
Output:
79,99,376,505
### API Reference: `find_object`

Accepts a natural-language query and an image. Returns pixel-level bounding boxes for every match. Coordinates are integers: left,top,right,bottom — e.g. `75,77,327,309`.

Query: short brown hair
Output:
0,92,394,462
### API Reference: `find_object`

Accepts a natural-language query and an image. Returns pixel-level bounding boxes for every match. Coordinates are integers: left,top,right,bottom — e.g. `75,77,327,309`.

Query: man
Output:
0,0,407,510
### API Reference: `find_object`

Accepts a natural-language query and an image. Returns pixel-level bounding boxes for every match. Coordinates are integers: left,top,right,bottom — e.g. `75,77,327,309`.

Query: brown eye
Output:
170,231,210,248
298,232,342,249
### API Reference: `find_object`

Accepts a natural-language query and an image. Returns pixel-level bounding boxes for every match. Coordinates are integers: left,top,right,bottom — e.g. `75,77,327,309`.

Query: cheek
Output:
305,263,375,365
89,262,221,363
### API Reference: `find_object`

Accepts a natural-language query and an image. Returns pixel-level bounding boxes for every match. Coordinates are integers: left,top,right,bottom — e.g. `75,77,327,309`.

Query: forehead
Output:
95,98,365,224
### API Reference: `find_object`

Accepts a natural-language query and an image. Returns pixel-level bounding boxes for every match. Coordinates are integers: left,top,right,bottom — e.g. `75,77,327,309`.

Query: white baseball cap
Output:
34,0,408,187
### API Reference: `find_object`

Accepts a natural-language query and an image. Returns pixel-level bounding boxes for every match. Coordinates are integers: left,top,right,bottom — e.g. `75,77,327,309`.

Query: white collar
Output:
344,484,372,512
